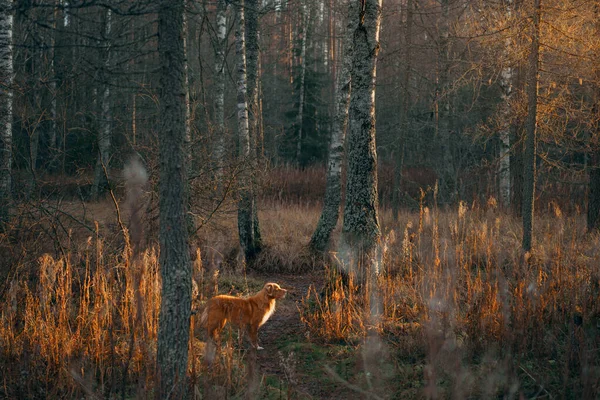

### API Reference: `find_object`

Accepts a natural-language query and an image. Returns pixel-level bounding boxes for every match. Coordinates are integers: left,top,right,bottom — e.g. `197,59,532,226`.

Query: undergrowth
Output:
300,201,600,398
0,186,598,398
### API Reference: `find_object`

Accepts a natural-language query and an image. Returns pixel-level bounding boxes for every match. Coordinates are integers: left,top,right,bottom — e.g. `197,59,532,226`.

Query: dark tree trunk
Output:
393,0,413,220
522,0,541,252
341,0,382,263
588,152,600,231
245,0,262,256
91,8,112,200
511,129,524,216
156,0,192,397
309,0,356,253
436,0,456,205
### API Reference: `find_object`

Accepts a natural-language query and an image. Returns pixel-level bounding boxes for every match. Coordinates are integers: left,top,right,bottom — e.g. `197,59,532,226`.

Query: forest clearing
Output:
1,0,600,398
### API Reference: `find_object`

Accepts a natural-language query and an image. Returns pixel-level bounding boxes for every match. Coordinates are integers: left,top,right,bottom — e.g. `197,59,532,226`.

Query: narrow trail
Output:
253,272,324,397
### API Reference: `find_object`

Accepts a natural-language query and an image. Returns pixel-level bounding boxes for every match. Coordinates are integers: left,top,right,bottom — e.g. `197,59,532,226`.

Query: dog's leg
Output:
248,324,263,350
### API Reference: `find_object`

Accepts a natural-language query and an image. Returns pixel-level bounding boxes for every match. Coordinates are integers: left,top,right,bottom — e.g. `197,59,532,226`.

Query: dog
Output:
199,282,287,359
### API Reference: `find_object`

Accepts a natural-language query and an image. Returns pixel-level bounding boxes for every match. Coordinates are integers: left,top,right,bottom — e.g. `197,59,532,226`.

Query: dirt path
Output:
253,272,324,398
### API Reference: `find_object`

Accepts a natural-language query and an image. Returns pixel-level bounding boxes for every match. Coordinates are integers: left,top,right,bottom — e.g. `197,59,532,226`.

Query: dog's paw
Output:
256,346,264,350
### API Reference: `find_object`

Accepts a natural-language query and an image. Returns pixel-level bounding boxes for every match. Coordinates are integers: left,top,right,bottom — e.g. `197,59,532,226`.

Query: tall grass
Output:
301,200,600,398
0,229,213,398
0,164,598,398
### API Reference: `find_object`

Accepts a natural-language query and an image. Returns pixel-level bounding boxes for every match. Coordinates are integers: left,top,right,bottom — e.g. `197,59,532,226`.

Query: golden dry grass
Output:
0,187,598,398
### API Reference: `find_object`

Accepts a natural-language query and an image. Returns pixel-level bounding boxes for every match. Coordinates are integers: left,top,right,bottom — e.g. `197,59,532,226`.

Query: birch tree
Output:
236,0,261,262
156,0,192,396
309,0,356,252
213,0,228,185
341,0,382,261
0,0,14,229
91,8,112,200
522,0,541,251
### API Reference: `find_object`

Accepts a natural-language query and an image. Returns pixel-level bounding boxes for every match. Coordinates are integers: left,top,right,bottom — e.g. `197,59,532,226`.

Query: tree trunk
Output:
498,0,514,208
309,1,356,253
236,0,261,263
341,0,382,264
156,0,192,397
295,1,308,165
213,0,228,185
587,5,600,232
392,0,413,220
522,0,541,252
91,9,112,200
588,152,600,231
245,0,263,254
0,0,14,229
48,0,58,171
183,10,192,174
511,129,524,216
436,0,456,205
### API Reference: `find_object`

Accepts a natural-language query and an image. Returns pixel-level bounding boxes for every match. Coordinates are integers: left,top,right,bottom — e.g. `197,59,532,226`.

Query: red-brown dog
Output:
200,282,287,357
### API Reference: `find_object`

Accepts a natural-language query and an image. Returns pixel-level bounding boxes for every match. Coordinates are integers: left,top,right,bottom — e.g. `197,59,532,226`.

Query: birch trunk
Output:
236,0,261,262
213,0,227,185
341,0,382,262
91,9,112,200
498,0,513,208
392,0,413,220
309,1,356,253
522,0,541,252
295,1,308,165
0,0,14,228
156,0,192,397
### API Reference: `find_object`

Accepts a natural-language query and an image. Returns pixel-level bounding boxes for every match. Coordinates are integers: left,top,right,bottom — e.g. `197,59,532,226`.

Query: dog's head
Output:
264,283,287,299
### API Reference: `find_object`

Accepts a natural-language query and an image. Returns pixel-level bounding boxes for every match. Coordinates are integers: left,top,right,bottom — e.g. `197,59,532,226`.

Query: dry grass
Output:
301,200,600,398
0,166,598,398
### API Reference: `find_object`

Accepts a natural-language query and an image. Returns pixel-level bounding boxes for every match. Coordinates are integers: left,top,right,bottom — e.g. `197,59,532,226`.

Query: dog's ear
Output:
265,283,273,295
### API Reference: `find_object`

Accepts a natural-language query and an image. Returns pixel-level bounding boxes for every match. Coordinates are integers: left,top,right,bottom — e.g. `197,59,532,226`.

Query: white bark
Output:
295,0,308,164
213,0,227,183
310,0,356,252
0,0,14,227
236,0,260,261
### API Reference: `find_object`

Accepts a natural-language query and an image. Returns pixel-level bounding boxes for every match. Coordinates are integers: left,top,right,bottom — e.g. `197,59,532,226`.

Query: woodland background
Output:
0,0,599,398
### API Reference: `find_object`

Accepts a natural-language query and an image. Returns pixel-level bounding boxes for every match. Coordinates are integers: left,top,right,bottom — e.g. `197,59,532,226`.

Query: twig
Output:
519,365,554,399
100,160,127,236
322,365,384,400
